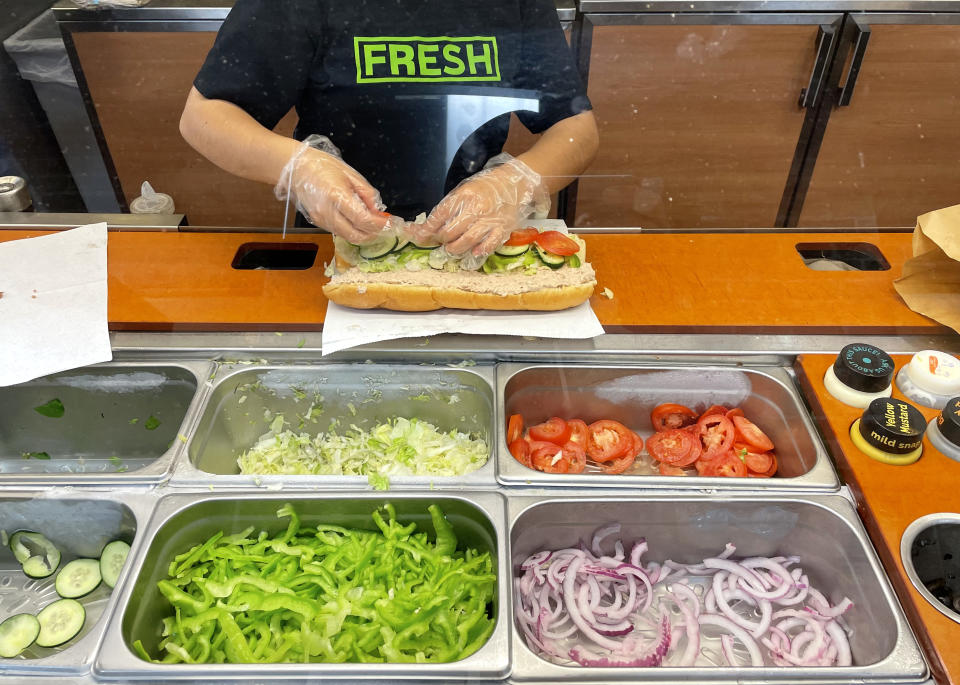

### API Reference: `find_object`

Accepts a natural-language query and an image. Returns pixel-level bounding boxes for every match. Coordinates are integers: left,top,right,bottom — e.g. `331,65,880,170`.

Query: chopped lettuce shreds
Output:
368,473,390,491
237,417,488,477
270,414,285,434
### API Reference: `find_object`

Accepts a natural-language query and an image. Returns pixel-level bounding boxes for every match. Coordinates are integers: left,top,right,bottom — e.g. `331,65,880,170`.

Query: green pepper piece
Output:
428,505,457,557
158,580,209,614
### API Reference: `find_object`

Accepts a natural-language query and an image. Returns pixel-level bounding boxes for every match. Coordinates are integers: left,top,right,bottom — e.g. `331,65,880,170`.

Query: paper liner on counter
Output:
894,203,960,333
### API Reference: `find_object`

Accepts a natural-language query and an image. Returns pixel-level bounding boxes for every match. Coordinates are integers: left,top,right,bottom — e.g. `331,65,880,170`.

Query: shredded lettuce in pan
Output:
237,417,488,477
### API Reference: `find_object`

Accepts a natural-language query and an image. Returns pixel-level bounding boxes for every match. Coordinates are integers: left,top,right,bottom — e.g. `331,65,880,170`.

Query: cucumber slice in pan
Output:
0,613,40,658
55,559,101,599
22,555,57,579
99,540,130,589
35,599,84,648
9,532,60,576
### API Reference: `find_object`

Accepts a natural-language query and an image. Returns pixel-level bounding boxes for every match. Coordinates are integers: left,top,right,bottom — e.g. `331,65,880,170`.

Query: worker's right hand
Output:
276,138,389,244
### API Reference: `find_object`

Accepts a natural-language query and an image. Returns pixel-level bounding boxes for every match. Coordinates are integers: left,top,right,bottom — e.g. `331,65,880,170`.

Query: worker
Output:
179,0,599,261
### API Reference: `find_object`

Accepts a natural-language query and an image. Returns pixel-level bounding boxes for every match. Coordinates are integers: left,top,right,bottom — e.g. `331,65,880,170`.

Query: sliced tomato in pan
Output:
647,429,701,467
586,420,633,463
650,403,698,432
507,414,524,444
697,413,735,461
529,417,571,446
732,416,774,452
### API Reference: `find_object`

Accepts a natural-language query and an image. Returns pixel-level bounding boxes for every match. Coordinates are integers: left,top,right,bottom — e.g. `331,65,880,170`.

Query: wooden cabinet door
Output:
799,17,960,228
573,15,842,229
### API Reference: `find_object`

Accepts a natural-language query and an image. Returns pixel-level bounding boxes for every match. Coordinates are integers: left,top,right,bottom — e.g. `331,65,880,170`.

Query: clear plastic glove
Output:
275,134,389,245
420,153,550,261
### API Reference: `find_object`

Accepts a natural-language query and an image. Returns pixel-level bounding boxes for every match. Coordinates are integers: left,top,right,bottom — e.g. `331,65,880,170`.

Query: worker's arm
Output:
179,87,386,242
419,110,599,258
515,110,600,195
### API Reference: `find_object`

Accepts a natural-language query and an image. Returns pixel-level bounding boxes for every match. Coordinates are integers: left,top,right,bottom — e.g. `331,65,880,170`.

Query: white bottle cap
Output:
130,181,175,214
904,350,960,396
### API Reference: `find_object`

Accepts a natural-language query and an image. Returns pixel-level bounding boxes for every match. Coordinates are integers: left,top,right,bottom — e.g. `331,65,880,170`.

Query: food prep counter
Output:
1,227,958,684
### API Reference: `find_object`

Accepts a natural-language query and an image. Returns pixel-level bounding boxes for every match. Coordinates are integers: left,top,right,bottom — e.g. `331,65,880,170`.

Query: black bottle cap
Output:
859,398,926,454
834,343,895,393
937,397,960,448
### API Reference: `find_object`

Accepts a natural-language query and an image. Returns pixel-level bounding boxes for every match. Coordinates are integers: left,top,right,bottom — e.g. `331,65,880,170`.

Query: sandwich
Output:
322,226,597,312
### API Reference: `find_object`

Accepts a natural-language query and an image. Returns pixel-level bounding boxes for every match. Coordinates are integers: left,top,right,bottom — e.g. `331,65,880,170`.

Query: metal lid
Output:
0,176,31,212
859,397,927,455
833,343,895,393
937,397,960,448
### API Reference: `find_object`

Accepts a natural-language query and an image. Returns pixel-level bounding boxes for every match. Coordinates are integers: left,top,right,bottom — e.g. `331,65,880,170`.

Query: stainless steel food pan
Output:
171,363,497,488
0,492,152,675
0,361,210,484
901,513,960,625
96,491,509,680
507,494,927,683
497,364,838,491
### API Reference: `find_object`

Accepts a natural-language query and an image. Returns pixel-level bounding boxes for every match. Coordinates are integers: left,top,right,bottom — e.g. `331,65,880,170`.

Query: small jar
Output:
824,343,895,408
896,350,960,410
927,396,960,464
850,397,926,465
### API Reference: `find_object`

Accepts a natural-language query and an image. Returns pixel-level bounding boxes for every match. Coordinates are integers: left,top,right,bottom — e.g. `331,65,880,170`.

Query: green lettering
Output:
388,44,415,76
417,43,441,76
442,44,465,76
465,42,493,76
361,43,387,77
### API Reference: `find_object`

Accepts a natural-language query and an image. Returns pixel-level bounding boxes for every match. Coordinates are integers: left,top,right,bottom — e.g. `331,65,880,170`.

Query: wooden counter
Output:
797,354,960,685
0,229,943,332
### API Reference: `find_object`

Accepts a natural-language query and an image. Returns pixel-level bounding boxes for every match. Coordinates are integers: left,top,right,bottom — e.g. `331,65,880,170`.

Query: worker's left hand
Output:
420,154,550,261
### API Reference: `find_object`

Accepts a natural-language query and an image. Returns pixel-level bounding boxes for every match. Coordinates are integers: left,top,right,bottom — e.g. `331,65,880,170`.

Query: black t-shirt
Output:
194,0,590,218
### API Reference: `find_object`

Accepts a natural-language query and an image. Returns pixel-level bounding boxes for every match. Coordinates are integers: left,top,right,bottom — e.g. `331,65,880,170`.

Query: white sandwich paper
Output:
321,301,605,356
0,223,112,386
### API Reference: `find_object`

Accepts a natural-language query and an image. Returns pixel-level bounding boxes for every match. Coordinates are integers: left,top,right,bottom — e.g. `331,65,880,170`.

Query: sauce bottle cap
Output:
936,397,960,448
833,343,895,393
905,351,960,396
859,398,926,454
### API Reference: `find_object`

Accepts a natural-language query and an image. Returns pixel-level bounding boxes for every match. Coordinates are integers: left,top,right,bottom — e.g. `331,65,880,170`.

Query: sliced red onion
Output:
592,523,621,557
665,587,700,666
721,634,738,666
825,619,852,666
563,556,626,651
568,615,671,667
522,550,552,569
630,539,649,567
703,558,767,593
698,614,764,666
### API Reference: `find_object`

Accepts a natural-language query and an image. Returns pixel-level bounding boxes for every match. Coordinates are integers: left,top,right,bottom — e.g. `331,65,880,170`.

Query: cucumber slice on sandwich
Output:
357,234,398,259
35,599,84,648
534,245,566,269
0,613,40,657
55,559,101,599
494,244,530,257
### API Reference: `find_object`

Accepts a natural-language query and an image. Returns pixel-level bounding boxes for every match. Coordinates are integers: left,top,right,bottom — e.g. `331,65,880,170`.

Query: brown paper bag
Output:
894,203,960,332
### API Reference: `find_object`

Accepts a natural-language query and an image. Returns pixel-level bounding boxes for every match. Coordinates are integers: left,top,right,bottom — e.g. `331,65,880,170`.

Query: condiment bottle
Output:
850,397,926,465
824,343,895,408
927,396,960,464
896,350,960,410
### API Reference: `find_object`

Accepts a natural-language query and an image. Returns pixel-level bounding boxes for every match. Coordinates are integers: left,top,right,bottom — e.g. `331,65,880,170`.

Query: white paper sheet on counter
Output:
0,222,112,386
321,301,605,356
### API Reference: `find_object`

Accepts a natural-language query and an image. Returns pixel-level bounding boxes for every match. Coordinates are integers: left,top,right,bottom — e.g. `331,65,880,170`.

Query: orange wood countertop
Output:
0,229,944,332
797,354,960,685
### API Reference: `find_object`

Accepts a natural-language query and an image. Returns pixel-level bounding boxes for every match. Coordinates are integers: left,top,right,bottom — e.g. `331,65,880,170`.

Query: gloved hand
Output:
419,154,550,261
275,135,389,244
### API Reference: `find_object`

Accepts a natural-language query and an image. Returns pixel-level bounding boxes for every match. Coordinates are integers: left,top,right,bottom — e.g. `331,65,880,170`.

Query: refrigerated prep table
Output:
0,224,958,684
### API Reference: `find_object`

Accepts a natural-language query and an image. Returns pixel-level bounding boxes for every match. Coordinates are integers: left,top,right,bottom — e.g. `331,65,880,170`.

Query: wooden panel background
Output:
799,25,960,228
73,32,298,228
576,24,815,228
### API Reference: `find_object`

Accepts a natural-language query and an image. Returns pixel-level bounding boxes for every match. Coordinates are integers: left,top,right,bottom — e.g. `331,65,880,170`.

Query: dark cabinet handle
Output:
838,18,871,106
799,25,837,109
